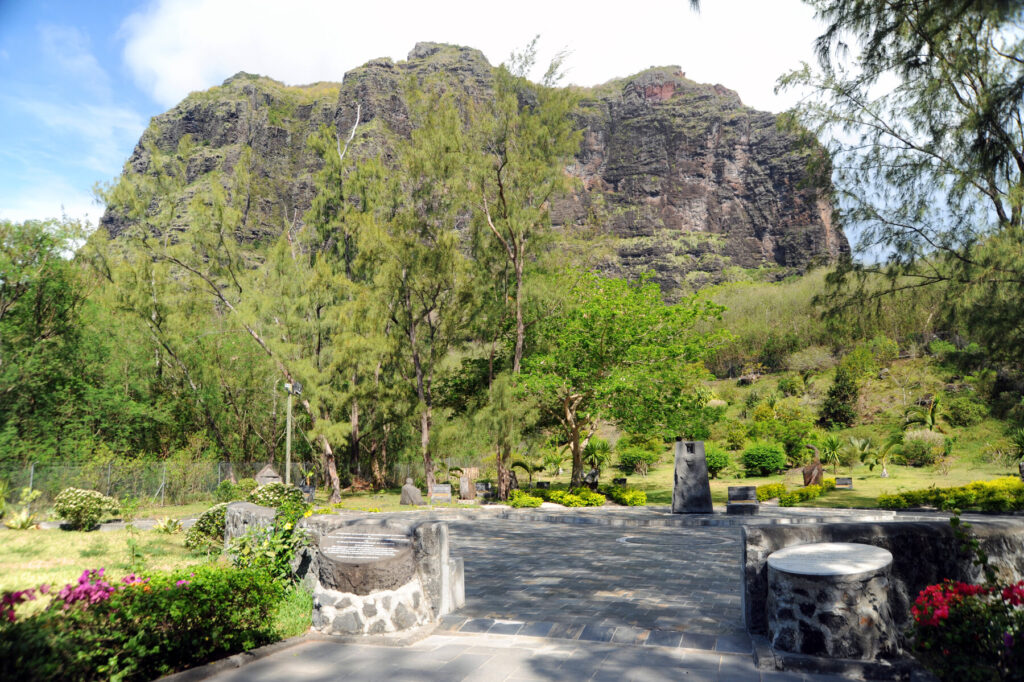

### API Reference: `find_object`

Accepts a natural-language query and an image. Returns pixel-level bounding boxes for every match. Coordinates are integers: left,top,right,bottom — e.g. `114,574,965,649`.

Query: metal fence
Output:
0,461,309,506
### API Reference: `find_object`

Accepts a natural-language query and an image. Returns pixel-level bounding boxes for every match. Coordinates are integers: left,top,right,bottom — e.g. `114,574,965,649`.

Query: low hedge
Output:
598,485,647,506
756,483,786,501
535,487,606,507
507,490,542,508
878,478,1024,512
0,565,284,681
765,479,836,507
184,502,228,553
742,443,787,477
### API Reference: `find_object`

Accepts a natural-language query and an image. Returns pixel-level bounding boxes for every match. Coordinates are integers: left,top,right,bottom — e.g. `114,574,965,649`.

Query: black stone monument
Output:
671,439,713,514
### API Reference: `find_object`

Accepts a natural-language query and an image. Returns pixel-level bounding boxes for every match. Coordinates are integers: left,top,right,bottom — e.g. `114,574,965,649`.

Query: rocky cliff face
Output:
102,42,847,295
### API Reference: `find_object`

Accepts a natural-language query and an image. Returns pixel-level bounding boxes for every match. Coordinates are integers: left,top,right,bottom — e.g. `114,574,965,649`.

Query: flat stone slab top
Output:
767,542,892,577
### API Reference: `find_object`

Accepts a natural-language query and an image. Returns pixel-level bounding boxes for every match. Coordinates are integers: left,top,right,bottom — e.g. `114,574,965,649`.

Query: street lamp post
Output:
284,381,302,485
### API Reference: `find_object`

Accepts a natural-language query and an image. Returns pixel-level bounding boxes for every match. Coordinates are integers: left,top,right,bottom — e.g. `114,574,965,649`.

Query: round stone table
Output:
766,542,898,660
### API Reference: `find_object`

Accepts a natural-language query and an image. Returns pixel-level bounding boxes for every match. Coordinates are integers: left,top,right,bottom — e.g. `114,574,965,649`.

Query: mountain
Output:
101,42,847,295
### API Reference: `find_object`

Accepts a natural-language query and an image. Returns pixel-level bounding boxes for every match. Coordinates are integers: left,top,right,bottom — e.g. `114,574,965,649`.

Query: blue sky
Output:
0,0,823,229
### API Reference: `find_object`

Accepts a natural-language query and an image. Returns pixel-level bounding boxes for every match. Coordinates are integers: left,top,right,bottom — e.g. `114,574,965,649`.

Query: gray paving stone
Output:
578,624,617,642
517,621,555,638
460,618,495,633
681,632,718,650
715,632,753,654
644,630,683,648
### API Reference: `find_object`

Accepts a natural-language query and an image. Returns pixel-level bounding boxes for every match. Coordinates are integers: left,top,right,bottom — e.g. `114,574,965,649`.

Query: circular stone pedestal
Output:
766,542,897,660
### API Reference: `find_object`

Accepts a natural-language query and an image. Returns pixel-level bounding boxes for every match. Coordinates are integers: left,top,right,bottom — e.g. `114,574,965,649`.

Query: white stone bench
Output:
766,542,897,660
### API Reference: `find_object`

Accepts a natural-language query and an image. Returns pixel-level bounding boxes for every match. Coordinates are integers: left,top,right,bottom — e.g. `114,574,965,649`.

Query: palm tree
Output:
904,397,945,433
820,434,843,474
853,433,902,478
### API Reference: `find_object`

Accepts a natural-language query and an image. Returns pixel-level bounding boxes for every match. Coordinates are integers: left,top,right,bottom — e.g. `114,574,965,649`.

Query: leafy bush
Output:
786,345,835,376
900,429,945,467
878,478,1024,512
236,478,258,496
53,488,118,530
507,490,542,508
818,365,859,428
723,422,747,450
599,485,647,506
546,488,605,507
945,396,989,427
229,522,310,583
756,483,786,501
742,443,787,477
214,480,240,503
777,375,804,397
0,565,285,681
248,482,304,509
153,517,182,534
704,444,729,479
617,447,660,476
184,502,228,553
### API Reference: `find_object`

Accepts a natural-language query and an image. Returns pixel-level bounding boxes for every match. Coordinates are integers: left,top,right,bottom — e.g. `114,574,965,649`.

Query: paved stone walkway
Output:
199,508,914,680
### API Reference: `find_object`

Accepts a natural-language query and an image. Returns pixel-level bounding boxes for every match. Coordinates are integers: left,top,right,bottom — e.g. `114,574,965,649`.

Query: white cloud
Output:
39,24,111,98
4,96,146,173
122,0,824,112
0,179,99,229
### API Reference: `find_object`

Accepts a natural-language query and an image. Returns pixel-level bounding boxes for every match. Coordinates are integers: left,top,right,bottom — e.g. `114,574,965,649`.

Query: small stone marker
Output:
671,439,713,514
429,483,452,505
459,475,475,501
835,477,853,490
474,481,491,493
535,481,550,489
255,464,282,485
399,478,425,506
612,478,627,486
726,486,759,515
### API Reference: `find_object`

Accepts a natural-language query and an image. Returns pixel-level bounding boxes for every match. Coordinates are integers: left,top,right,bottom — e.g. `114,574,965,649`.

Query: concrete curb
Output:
156,623,438,681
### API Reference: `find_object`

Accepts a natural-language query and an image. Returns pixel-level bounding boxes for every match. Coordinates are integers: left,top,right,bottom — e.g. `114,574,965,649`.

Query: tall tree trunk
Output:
370,437,387,489
496,444,512,500
512,256,525,375
421,407,434,491
350,395,360,473
320,434,343,503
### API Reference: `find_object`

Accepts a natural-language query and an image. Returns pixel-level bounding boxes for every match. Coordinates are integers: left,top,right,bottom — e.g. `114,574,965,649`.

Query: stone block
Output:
223,502,275,546
671,440,712,514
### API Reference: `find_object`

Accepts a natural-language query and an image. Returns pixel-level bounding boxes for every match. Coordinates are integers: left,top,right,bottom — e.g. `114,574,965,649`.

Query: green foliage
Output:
945,396,988,427
214,480,241,503
507,489,542,508
777,375,803,397
53,488,118,531
545,488,605,507
704,444,729,479
777,479,835,507
878,477,1024,512
599,485,647,506
3,487,40,530
522,270,725,485
756,483,787,501
153,517,182,534
184,502,228,553
236,478,258,496
723,422,747,451
0,565,285,681
228,521,309,584
582,438,612,470
818,365,859,428
742,442,786,477
900,430,945,467
616,447,660,476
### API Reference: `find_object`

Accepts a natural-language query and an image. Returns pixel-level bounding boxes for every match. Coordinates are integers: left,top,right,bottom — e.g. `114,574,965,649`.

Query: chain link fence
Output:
0,461,310,506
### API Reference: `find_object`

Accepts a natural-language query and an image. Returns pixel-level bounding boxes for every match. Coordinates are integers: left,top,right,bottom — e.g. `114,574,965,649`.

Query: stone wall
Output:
223,502,275,547
742,518,1024,642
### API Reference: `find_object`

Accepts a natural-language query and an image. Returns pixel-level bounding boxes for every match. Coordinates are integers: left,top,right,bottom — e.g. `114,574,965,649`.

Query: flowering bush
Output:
53,488,118,530
911,578,1024,681
248,482,303,509
0,565,284,681
183,502,228,552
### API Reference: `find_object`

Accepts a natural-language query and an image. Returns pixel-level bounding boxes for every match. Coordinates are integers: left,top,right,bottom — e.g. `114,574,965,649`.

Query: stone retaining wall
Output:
742,518,1024,642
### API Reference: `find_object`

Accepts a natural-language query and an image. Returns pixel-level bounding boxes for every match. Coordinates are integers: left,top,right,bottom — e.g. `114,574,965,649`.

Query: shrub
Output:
742,443,787,477
818,365,859,428
574,489,606,506
248,482,304,509
546,488,605,507
599,485,647,506
214,480,239,503
229,522,310,583
184,502,228,553
53,488,118,530
704,444,729,479
786,345,835,376
723,422,747,450
235,478,258,496
756,483,786,501
777,484,825,507
900,429,945,467
507,490,542,508
877,478,1024,512
777,375,804,397
945,396,989,427
616,433,664,453
617,447,660,476
0,565,285,681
